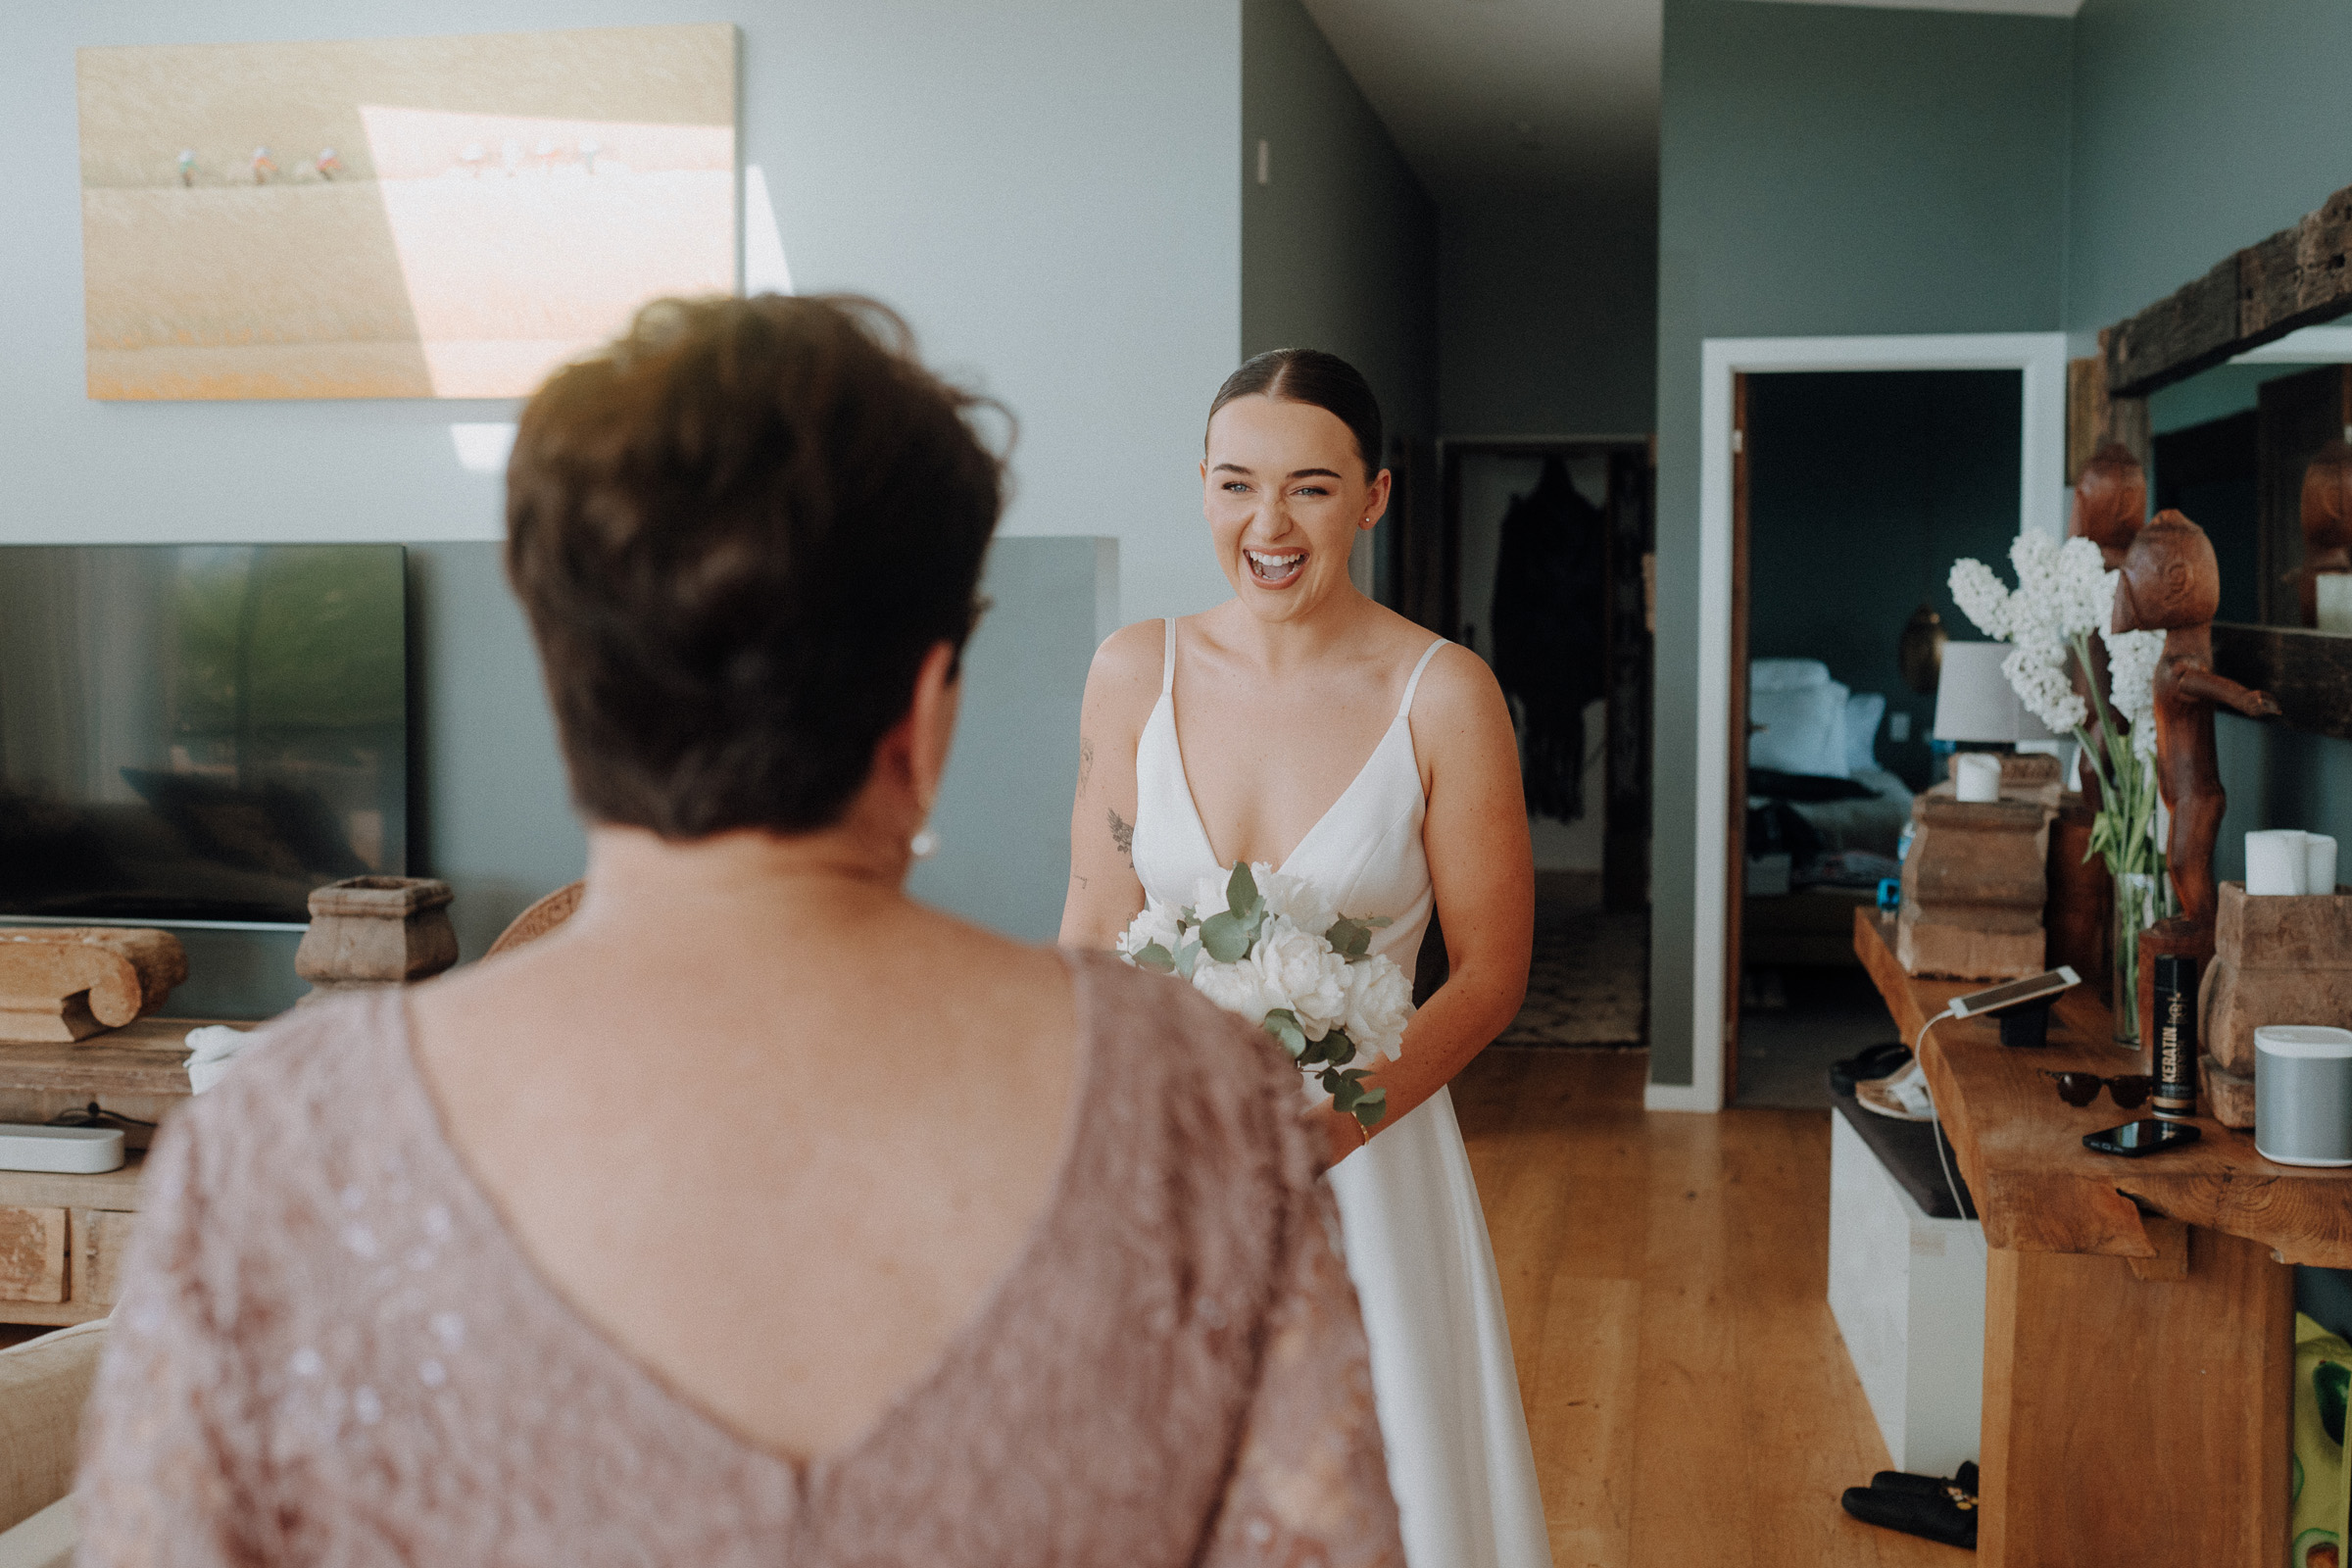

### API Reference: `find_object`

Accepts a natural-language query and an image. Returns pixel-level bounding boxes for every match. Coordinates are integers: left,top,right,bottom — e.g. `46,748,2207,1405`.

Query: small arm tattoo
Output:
1107,807,1133,862
1079,735,1096,790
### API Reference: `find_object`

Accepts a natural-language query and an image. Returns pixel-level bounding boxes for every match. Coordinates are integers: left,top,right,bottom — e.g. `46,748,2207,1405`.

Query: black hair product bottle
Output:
2152,953,2198,1121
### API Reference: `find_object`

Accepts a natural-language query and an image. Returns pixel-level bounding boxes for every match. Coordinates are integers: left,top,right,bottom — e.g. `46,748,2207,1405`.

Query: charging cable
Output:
1913,1006,1986,1256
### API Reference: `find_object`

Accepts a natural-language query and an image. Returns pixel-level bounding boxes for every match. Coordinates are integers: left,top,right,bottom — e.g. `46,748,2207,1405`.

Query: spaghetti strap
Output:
1160,617,1178,698
1397,638,1446,719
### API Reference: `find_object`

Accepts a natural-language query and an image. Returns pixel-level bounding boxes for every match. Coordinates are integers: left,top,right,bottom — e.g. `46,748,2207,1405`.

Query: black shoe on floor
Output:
1830,1042,1912,1099
1869,1460,1978,1497
1840,1472,1979,1550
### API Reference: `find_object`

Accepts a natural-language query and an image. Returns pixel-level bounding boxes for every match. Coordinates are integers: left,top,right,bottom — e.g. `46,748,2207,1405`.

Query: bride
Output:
1059,349,1550,1568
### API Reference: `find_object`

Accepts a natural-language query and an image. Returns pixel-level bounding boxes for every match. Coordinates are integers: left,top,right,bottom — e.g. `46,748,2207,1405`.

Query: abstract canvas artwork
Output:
77,24,738,400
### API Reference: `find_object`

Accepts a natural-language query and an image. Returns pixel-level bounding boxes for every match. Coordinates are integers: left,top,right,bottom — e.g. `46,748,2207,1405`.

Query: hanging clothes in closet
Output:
1489,456,1608,820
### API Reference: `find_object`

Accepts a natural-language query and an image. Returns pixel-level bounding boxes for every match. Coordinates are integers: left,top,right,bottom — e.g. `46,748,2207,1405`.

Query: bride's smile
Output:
1202,390,1390,617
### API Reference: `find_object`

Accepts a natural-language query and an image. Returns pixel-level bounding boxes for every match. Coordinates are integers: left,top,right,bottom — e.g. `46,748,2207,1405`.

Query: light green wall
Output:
1441,194,1658,438
2066,0,2352,985
1241,0,1438,448
1652,0,2072,1085
2066,0,2352,339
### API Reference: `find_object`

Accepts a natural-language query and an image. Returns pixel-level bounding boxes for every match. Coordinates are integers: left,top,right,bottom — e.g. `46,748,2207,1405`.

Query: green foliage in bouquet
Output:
1129,861,1393,1129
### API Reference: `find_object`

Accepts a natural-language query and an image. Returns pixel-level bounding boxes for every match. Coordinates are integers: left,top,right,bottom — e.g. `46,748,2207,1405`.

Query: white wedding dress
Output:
1131,618,1553,1568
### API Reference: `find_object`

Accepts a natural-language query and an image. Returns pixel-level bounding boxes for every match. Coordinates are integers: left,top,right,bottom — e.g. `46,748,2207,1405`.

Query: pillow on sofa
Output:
1750,679,1851,779
1844,692,1886,775
1750,658,1832,693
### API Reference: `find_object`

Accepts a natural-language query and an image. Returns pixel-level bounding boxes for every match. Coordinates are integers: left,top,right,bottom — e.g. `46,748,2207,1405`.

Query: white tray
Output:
0,1124,124,1174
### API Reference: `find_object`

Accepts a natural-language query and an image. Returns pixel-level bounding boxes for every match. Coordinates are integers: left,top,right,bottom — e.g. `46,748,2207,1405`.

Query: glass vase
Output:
2110,869,2168,1050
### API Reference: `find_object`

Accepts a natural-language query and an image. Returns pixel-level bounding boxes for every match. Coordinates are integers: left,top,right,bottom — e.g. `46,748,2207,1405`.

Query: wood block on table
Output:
0,928,186,1043
1896,785,2054,981
2201,1053,2257,1131
2202,880,2352,1076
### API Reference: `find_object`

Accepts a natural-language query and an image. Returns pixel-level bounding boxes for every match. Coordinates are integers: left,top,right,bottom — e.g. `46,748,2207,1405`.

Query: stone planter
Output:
294,877,459,1000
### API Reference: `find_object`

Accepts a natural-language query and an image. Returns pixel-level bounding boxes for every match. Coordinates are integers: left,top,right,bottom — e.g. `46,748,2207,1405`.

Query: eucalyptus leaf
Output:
1200,909,1253,963
1350,1087,1388,1129
1263,1008,1307,1059
1325,1030,1358,1066
1133,943,1175,974
1174,939,1200,980
1226,861,1263,921
1359,915,1392,929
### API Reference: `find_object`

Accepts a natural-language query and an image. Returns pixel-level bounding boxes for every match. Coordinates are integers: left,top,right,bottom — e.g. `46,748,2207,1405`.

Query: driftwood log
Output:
0,928,187,1043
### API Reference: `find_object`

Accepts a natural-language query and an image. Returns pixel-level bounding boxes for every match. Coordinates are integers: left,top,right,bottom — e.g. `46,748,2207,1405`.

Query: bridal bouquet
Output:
1949,532,2167,1041
1117,861,1411,1129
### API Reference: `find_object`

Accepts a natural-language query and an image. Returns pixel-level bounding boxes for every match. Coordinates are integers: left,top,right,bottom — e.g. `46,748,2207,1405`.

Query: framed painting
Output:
77,24,738,400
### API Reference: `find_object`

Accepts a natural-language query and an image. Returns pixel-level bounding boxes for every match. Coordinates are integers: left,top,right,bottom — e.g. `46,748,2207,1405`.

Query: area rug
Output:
1496,906,1648,1048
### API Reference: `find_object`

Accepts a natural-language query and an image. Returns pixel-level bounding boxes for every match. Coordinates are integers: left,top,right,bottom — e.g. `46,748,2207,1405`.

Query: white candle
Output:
2306,833,2339,895
2247,829,2309,896
1951,752,2002,803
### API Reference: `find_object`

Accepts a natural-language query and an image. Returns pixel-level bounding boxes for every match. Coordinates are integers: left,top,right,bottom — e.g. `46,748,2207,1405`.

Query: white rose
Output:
1192,956,1283,1027
1115,899,1183,962
1252,869,1337,941
1339,957,1414,1060
1251,916,1349,1036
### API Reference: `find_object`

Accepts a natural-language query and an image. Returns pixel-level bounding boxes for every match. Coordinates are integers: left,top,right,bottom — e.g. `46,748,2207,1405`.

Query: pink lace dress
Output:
75,952,1402,1567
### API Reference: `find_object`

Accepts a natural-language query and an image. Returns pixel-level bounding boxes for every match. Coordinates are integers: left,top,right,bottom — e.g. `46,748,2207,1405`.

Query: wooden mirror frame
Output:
2078,184,2352,741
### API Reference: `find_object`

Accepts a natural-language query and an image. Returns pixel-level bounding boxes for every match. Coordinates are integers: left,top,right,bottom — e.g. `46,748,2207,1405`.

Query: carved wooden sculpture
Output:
2067,441,2148,820
2073,440,2149,569
2113,511,2282,933
0,928,187,1043
2299,439,2352,625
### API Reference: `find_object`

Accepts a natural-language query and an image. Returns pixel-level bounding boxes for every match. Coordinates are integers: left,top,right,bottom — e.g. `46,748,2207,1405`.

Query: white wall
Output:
0,1,1243,629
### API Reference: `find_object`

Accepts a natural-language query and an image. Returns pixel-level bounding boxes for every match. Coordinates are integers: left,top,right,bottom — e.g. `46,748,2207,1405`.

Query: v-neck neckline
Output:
1161,687,1407,878
389,950,1102,1484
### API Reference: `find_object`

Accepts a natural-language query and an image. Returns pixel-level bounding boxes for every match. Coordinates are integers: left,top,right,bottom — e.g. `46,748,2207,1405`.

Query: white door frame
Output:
1656,331,2071,1115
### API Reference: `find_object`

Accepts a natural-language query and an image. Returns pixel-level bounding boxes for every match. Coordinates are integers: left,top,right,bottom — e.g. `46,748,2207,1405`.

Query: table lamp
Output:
1932,643,2057,748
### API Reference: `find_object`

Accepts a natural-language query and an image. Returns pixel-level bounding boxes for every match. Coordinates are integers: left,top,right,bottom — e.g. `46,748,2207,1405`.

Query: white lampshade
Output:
1933,642,2058,744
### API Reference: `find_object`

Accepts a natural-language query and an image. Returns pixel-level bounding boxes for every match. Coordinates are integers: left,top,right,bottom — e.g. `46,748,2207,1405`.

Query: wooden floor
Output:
1453,1048,1970,1567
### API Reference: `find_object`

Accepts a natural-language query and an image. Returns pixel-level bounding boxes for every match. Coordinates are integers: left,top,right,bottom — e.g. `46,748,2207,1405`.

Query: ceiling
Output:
1296,0,2080,205
1297,0,1662,202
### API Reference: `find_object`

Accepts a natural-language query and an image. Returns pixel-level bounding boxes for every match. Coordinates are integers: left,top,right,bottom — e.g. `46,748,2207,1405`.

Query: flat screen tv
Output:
0,545,406,924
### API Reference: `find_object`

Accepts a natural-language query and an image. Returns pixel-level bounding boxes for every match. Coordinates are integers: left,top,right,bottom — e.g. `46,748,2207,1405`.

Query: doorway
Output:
1732,369,2028,1104
1411,438,1653,1046
1681,333,2069,1112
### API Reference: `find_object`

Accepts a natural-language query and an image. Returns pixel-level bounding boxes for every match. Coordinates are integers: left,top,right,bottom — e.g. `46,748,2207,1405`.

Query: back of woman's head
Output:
507,293,1004,839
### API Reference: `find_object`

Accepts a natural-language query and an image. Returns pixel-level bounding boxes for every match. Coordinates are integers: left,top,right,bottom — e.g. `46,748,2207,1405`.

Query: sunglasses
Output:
2040,1069,2154,1110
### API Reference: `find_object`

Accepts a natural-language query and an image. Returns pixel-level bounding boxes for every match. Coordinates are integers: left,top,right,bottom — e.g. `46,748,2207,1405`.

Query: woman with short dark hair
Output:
76,295,1404,1567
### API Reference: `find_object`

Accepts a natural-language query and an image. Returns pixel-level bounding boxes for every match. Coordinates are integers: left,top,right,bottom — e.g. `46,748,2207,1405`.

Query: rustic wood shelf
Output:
1855,907,2296,1567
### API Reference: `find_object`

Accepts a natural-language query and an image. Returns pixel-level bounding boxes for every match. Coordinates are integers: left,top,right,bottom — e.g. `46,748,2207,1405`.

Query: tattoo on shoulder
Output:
1079,735,1095,790
1106,807,1133,863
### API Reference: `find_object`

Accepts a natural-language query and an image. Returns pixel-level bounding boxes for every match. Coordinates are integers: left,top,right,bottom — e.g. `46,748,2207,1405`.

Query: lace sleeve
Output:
74,1123,261,1568
1202,1180,1404,1568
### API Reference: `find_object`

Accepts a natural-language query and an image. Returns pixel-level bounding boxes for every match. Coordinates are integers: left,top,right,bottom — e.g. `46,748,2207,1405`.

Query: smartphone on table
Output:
2083,1119,2202,1157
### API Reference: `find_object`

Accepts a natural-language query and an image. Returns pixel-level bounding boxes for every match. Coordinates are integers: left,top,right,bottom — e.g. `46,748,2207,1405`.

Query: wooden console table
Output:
1855,908,2337,1567
0,1016,212,1326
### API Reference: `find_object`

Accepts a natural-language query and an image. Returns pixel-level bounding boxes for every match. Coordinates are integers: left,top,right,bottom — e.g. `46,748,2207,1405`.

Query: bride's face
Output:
1201,395,1389,620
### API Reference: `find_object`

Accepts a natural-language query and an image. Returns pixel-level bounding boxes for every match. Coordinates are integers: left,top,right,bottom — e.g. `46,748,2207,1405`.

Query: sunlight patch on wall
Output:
744,165,794,296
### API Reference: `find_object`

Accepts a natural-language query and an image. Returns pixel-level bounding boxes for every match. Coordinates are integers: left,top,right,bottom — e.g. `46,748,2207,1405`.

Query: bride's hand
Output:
1314,1102,1367,1171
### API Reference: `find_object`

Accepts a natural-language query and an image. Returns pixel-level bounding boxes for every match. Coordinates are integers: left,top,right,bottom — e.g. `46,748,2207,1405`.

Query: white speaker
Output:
2255,1025,2352,1168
